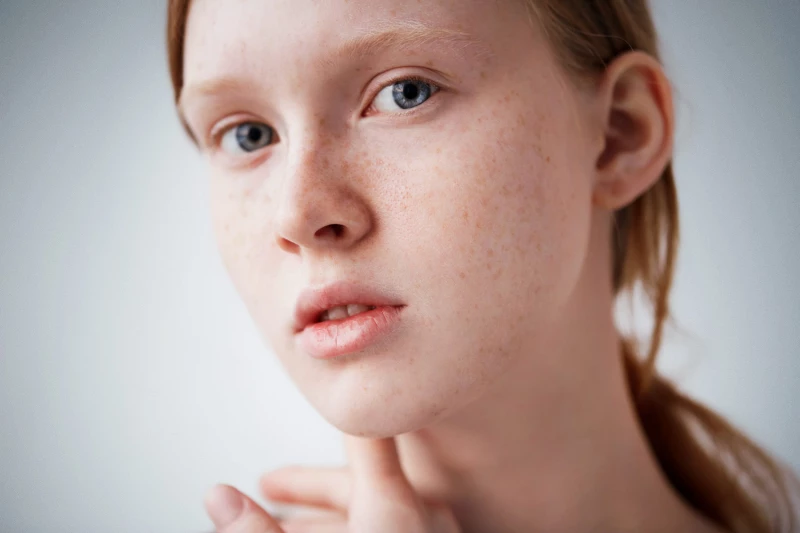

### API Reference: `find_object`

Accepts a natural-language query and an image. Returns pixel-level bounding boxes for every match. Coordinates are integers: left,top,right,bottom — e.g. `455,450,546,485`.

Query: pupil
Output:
247,127,262,143
403,83,420,100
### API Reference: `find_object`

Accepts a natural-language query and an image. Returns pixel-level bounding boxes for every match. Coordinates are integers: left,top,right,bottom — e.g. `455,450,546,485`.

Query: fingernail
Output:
205,484,244,528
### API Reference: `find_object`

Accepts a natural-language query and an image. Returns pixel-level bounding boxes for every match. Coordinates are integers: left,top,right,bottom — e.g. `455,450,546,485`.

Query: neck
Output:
395,214,719,533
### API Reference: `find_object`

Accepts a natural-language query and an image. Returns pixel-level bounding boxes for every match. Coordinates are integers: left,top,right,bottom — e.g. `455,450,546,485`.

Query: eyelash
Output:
207,74,442,151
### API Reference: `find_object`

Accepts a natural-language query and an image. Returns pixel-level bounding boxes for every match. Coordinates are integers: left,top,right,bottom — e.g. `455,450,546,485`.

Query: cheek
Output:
208,171,287,333
399,99,593,320
210,174,255,282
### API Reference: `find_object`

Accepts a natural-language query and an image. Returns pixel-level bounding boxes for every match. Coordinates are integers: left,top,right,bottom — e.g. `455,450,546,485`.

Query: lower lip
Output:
297,306,404,359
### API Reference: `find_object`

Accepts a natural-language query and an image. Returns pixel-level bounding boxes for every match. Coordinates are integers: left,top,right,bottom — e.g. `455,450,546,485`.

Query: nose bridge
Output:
278,123,337,219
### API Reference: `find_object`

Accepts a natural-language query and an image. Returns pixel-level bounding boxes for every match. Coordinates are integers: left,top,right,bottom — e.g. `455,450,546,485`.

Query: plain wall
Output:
0,1,798,531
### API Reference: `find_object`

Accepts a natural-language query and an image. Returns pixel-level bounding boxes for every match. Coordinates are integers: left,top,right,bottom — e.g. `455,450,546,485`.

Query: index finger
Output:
344,434,407,483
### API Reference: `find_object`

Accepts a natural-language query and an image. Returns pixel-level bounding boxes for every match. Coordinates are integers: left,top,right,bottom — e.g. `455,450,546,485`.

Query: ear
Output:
591,51,675,209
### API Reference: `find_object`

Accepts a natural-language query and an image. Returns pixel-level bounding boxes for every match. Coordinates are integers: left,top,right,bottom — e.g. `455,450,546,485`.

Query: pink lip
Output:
293,281,405,359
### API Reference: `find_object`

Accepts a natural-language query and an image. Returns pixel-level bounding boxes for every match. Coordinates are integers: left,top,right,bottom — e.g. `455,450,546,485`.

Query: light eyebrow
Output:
323,19,495,68
178,77,249,118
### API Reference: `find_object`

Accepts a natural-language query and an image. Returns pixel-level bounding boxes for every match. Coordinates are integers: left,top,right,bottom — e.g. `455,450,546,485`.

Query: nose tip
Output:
274,195,372,254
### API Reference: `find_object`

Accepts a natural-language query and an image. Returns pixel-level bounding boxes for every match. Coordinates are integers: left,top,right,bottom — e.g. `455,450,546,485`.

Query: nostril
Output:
315,223,346,239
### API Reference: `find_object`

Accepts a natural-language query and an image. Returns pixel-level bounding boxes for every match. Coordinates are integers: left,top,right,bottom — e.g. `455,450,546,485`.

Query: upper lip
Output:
293,280,404,333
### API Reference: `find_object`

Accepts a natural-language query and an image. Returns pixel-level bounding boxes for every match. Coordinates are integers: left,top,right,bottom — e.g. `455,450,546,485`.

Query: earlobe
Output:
592,51,674,210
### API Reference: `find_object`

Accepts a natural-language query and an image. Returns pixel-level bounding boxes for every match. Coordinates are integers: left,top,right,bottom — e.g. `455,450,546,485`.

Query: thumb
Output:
204,484,285,533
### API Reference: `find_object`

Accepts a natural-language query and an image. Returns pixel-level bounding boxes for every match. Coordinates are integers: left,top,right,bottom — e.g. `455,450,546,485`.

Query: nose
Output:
273,138,373,255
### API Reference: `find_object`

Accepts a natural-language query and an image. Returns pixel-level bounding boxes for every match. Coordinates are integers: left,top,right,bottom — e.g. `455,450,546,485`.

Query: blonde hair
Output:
166,1,799,530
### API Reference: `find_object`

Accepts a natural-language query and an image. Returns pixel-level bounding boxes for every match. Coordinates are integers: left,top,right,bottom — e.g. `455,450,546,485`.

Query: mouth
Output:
315,304,378,324
293,282,405,358
293,281,403,332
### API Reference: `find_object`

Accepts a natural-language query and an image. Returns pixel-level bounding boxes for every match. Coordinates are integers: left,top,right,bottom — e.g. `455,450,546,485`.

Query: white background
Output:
1,1,798,531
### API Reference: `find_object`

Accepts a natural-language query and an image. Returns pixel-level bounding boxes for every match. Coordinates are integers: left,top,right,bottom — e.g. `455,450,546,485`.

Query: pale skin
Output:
179,0,725,531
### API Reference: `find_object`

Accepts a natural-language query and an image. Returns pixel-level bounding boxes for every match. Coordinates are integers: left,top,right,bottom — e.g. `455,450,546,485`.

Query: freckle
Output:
436,147,442,154
546,156,551,163
487,248,494,257
459,272,466,279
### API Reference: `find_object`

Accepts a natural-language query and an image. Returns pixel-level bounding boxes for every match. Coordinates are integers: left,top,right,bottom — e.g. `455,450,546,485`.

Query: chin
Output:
277,330,498,438
311,386,452,439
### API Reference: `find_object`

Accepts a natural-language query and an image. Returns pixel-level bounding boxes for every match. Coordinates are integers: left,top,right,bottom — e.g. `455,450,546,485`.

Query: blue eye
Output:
221,122,274,154
373,78,439,113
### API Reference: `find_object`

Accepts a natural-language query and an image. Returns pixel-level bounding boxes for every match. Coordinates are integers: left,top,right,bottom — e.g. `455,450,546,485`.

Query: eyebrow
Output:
178,20,493,114
326,19,494,67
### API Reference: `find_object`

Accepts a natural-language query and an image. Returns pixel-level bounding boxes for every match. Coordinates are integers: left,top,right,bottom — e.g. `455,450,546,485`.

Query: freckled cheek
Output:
408,116,586,297
437,138,546,242
208,174,279,300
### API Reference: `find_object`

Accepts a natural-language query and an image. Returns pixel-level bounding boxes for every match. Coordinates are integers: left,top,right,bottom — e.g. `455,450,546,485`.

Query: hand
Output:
204,435,460,532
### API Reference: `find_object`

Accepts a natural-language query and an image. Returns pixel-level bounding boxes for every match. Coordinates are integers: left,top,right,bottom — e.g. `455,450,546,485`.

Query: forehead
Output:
182,0,532,85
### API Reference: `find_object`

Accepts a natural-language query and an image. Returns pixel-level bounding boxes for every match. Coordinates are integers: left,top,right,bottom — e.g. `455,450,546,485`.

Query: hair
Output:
166,0,798,530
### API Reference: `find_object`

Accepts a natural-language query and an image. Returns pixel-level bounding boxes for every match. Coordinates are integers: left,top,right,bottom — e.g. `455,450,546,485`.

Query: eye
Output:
220,122,275,155
371,78,440,114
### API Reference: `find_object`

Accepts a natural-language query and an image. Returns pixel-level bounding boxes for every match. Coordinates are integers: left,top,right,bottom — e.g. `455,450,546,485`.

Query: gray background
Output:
0,1,798,531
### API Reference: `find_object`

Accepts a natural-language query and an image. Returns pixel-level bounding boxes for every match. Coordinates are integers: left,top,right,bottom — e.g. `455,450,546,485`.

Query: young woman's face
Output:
181,0,600,436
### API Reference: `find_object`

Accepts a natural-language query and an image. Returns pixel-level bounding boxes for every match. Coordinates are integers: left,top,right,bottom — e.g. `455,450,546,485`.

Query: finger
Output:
344,435,430,532
344,435,409,486
205,484,285,533
428,504,461,533
260,466,351,511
